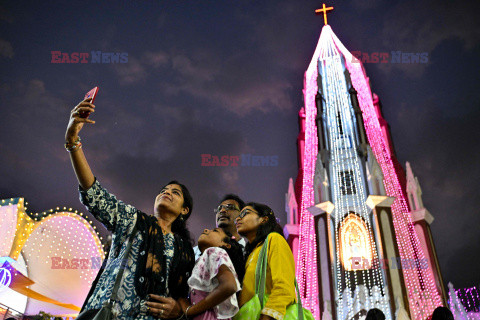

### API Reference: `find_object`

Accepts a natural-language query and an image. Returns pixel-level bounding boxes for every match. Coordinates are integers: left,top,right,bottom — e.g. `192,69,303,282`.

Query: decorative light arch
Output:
1,198,105,316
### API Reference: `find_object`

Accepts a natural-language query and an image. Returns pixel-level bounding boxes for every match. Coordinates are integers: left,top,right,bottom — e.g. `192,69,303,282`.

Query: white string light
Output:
296,24,442,320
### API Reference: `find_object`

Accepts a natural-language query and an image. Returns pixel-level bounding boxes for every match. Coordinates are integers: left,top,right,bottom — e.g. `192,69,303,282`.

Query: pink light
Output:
455,286,480,312
332,27,443,316
295,22,326,320
297,25,443,319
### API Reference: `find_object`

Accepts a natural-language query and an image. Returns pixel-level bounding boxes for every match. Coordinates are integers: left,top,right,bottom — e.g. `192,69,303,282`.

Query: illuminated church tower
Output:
284,5,445,320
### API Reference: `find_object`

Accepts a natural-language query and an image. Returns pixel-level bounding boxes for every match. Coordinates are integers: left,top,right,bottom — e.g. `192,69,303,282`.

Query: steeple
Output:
287,8,444,320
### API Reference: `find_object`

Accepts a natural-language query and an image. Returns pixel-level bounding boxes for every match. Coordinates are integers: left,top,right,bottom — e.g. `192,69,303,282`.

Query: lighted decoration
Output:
449,283,480,319
339,214,373,271
448,282,470,320
340,31,443,318
0,198,105,316
296,7,322,320
302,23,442,318
316,23,391,319
455,286,480,313
296,7,443,318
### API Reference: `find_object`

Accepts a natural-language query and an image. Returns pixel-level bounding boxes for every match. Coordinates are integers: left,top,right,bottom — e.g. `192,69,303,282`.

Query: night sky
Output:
1,0,479,291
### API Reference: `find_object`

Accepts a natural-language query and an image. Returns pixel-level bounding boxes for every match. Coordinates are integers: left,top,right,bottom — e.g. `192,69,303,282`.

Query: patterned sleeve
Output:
261,233,296,320
188,247,241,319
79,179,137,234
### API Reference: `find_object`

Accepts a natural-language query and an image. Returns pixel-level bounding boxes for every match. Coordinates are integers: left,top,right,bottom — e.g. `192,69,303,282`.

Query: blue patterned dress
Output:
79,179,181,319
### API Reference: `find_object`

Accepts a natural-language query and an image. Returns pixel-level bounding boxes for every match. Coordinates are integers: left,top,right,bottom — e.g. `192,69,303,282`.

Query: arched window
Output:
339,213,373,271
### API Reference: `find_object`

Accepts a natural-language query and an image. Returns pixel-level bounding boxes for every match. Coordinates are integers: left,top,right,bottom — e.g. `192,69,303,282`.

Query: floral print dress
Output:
188,247,241,320
79,179,181,319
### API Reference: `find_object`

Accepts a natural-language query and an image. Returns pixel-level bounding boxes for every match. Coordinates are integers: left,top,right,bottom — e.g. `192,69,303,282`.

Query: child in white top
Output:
180,228,245,320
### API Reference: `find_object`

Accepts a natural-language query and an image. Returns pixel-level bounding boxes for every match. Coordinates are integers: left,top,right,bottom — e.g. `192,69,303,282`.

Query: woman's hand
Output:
259,315,274,320
65,98,95,143
146,295,182,319
65,97,96,190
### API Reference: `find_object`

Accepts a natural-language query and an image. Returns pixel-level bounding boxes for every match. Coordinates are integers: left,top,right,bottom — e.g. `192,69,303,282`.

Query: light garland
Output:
317,33,390,319
336,25,443,316
455,286,480,313
296,24,443,320
448,283,470,320
296,19,322,319
1,197,105,289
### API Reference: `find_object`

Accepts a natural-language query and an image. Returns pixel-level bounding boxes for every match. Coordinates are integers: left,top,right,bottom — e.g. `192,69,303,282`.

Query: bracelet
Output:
66,142,82,152
174,314,185,320
65,136,82,153
185,305,193,319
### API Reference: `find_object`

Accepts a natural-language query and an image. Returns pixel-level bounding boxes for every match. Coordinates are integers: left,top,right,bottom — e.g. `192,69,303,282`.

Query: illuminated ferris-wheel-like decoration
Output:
0,197,105,317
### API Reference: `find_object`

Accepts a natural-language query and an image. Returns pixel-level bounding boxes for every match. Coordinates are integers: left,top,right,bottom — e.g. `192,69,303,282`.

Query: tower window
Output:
336,111,344,135
339,170,356,195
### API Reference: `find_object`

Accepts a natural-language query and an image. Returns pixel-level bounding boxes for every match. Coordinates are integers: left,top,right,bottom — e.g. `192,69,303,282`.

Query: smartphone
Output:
81,87,99,118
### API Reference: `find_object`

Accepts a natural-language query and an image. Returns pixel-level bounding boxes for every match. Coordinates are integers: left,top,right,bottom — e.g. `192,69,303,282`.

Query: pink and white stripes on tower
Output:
295,24,443,319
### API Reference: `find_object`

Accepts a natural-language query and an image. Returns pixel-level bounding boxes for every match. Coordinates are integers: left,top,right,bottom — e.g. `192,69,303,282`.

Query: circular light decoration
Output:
21,211,104,315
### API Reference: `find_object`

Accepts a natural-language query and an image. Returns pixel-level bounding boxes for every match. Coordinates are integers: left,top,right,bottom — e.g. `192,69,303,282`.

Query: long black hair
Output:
162,180,194,245
220,229,246,283
243,202,284,258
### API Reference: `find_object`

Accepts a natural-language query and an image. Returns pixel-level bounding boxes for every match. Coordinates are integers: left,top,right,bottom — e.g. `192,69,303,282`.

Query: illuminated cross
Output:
315,3,334,26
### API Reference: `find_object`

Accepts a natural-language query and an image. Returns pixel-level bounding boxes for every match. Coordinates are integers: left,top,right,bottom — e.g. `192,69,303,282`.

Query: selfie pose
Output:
66,95,195,319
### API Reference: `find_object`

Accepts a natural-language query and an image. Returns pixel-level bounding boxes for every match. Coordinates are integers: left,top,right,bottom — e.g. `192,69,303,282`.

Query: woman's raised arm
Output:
65,98,96,190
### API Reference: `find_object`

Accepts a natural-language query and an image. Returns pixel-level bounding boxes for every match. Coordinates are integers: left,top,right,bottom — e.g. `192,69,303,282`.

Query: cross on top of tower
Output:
315,3,334,26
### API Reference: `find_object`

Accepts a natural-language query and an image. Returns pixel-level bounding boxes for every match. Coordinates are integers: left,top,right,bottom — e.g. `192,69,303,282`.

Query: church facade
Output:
283,18,446,320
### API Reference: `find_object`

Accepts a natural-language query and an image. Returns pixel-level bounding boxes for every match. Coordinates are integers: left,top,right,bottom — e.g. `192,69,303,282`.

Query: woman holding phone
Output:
66,96,195,319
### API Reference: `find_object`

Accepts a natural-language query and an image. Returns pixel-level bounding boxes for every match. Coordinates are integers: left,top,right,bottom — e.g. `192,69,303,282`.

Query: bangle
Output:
185,305,193,319
66,142,82,152
174,314,185,320
65,136,82,152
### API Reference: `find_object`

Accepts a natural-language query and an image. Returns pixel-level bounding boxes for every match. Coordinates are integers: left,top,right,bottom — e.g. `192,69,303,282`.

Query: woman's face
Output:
235,206,265,240
197,228,230,251
154,184,188,217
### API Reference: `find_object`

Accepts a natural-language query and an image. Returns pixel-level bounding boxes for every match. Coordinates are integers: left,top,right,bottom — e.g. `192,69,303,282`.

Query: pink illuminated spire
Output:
296,24,443,319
